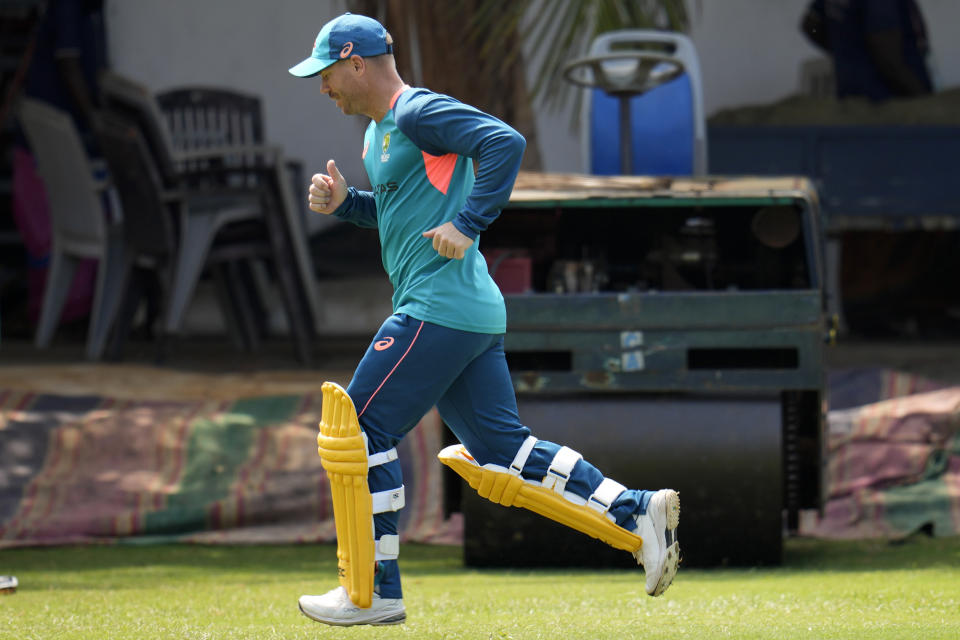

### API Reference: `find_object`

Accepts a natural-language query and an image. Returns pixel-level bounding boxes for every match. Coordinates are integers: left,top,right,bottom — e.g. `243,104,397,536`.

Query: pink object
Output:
12,147,95,323
485,249,532,294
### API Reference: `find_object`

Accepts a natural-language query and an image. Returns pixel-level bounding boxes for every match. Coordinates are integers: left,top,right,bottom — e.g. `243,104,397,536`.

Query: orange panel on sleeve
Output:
422,151,458,195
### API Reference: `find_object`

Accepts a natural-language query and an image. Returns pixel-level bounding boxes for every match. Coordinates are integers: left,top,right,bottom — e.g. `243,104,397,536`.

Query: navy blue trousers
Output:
345,314,654,598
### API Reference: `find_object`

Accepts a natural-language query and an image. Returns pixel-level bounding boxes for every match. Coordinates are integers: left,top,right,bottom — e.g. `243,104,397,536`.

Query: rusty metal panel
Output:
504,291,824,331
510,369,822,394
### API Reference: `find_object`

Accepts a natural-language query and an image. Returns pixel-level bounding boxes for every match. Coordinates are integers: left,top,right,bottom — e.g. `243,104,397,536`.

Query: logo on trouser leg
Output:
374,337,395,351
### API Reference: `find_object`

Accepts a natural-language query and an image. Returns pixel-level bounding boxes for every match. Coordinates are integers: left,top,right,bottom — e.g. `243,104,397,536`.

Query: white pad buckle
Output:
542,446,582,495
587,477,627,514
509,436,537,476
375,534,400,561
371,485,405,513
368,447,398,468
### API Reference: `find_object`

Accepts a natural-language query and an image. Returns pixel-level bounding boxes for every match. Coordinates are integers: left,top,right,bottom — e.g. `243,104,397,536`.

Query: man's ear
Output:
350,55,365,74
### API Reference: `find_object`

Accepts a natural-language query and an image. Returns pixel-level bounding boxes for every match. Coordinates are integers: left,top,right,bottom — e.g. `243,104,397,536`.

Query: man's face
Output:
320,59,360,115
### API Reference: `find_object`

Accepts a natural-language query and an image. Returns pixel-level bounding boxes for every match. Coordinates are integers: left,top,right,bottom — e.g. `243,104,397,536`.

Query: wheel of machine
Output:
461,394,785,568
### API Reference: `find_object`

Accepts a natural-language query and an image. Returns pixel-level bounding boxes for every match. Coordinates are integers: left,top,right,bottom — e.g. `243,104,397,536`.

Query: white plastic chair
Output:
17,98,125,360
98,72,318,363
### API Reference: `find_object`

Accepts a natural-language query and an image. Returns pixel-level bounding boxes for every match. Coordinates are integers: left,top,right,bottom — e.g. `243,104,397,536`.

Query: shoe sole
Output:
649,489,681,597
298,602,406,626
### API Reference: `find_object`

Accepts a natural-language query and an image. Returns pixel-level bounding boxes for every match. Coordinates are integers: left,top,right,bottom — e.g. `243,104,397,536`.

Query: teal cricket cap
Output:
288,13,393,78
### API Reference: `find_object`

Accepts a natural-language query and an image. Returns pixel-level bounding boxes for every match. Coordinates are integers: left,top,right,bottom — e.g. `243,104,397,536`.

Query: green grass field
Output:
2,535,958,639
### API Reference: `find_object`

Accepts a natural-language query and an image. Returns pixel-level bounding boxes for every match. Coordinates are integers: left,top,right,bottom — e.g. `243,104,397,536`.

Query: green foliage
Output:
463,0,693,109
2,536,959,639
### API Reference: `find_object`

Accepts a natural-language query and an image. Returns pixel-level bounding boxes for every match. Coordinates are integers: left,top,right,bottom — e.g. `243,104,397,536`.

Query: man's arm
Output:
396,91,526,241
866,29,930,96
308,159,378,228
422,221,471,260
55,54,95,127
864,0,932,97
51,0,99,129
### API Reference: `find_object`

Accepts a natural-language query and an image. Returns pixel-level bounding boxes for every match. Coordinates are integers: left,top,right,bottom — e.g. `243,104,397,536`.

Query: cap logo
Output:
340,42,354,58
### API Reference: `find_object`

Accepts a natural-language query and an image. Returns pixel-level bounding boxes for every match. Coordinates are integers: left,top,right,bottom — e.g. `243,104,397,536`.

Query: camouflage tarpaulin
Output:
0,390,459,547
801,370,960,539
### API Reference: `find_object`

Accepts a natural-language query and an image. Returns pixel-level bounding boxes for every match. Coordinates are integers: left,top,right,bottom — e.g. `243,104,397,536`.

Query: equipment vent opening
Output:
687,347,799,370
506,351,573,371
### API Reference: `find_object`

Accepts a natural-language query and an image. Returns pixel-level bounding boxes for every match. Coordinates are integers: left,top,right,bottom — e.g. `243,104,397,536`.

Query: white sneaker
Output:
0,575,18,594
633,489,680,596
298,586,406,626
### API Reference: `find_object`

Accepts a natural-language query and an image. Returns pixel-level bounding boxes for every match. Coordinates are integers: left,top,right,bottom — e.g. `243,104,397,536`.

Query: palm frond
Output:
464,0,694,111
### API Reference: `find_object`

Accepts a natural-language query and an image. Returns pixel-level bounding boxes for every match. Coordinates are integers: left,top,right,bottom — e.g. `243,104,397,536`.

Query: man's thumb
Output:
327,159,344,183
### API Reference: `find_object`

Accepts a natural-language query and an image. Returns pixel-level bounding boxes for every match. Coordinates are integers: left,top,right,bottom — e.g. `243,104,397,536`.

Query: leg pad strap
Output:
588,478,627,515
372,486,405,513
543,446,583,494
376,534,400,560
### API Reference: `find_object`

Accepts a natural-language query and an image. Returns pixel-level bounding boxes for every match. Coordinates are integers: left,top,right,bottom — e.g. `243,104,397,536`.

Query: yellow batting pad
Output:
318,381,374,609
438,444,643,553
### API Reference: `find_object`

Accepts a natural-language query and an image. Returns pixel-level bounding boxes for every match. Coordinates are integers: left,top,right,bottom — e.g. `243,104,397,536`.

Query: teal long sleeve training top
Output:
332,87,526,334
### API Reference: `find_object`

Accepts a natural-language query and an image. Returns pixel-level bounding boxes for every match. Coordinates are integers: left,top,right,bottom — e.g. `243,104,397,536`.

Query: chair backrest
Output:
17,97,106,250
157,87,264,188
157,87,322,334
91,109,175,258
156,87,264,149
98,71,180,187
581,29,707,176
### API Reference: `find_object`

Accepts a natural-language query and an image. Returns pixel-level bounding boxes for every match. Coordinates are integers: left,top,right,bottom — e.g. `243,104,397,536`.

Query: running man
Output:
288,12,680,626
